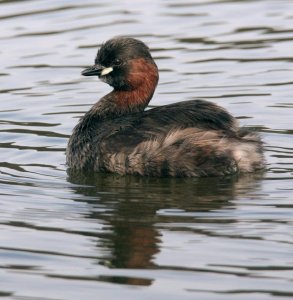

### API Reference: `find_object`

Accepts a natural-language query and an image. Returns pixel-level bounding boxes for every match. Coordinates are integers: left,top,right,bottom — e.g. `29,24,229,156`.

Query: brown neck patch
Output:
114,58,159,113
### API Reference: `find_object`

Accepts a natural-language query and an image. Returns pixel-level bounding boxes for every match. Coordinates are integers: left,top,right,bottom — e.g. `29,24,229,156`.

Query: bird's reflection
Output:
67,170,263,285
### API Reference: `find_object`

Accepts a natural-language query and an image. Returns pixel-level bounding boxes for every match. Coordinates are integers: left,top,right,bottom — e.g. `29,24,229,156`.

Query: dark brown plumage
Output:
66,37,264,177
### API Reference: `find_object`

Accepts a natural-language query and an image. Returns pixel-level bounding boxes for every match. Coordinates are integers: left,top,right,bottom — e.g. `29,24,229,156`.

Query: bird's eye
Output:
114,58,122,66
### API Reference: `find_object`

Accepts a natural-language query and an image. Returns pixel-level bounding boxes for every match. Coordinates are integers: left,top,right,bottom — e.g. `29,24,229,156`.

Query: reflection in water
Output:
67,170,263,285
1,0,293,298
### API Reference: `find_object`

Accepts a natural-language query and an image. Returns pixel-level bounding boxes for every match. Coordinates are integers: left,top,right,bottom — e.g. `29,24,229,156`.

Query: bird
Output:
66,37,264,177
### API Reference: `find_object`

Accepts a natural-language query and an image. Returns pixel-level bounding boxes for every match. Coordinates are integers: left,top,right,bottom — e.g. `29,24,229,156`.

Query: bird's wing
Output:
142,99,238,132
96,99,238,155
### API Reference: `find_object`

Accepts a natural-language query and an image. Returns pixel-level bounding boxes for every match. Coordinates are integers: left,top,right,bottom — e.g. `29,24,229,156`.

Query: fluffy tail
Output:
232,129,264,173
105,128,264,177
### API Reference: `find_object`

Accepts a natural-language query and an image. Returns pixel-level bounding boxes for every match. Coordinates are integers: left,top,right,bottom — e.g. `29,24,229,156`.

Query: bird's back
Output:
82,100,264,177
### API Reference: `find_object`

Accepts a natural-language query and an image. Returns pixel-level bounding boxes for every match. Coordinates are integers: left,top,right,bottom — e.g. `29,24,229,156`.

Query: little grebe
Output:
66,37,264,177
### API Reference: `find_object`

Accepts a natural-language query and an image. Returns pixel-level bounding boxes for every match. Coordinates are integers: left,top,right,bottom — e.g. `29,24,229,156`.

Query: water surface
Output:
0,0,293,299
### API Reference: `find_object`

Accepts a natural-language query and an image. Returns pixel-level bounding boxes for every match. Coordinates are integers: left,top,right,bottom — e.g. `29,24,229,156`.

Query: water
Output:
1,0,293,299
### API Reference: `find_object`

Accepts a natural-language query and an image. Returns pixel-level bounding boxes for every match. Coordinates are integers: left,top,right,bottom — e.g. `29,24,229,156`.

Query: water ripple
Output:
0,0,293,299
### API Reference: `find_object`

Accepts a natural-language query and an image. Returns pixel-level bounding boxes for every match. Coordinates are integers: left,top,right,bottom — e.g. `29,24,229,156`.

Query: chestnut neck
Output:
88,58,159,119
